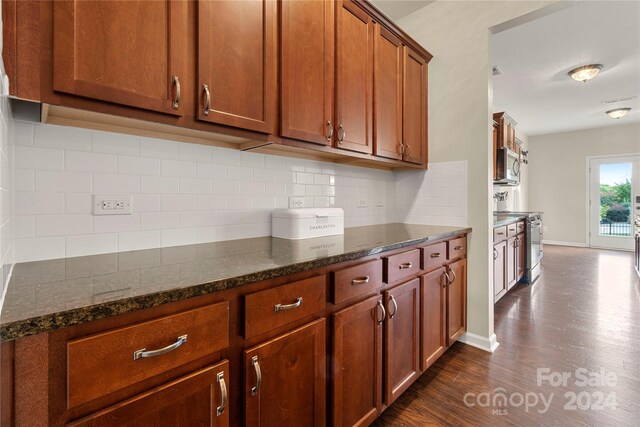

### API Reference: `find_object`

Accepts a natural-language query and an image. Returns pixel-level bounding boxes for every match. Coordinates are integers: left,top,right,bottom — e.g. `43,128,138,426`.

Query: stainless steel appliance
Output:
495,148,520,186
495,211,543,283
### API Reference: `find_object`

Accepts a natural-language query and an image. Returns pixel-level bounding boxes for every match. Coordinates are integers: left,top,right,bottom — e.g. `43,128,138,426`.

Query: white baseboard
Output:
459,332,499,353
542,240,586,248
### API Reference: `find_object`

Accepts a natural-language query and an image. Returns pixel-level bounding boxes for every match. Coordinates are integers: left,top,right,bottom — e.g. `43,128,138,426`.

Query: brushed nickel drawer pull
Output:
496,232,505,235
274,297,303,312
430,252,441,258
216,371,227,416
399,262,413,269
454,245,463,251
389,295,398,319
250,356,261,396
171,75,181,109
351,276,370,286
376,300,386,325
202,84,211,116
133,335,187,360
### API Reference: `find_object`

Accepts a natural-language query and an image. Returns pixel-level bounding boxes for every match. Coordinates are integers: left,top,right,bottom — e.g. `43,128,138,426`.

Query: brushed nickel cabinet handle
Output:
398,142,405,155
493,248,499,260
399,262,413,269
430,252,441,258
443,270,451,286
133,334,187,360
351,276,370,286
274,297,303,312
448,268,457,284
337,123,345,144
454,245,463,251
376,300,386,325
405,143,412,158
389,295,398,319
171,75,181,109
496,232,505,235
216,371,227,416
327,120,333,142
250,355,261,396
202,84,211,116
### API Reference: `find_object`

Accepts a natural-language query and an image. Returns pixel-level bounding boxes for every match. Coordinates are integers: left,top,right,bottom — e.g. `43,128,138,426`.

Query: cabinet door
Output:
280,0,334,145
493,241,508,302
507,237,517,289
421,268,446,371
332,294,382,427
402,46,427,165
335,0,374,154
198,0,276,133
67,361,230,427
384,278,420,405
53,0,186,115
446,258,467,346
245,319,325,427
373,24,403,160
517,234,526,280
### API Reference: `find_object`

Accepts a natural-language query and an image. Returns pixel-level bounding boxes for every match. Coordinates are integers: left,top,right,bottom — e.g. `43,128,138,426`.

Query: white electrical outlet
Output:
289,197,305,209
93,195,133,215
357,198,367,208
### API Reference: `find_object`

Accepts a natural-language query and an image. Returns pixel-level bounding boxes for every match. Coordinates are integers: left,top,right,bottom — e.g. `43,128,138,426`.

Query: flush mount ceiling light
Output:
605,108,631,119
568,64,603,82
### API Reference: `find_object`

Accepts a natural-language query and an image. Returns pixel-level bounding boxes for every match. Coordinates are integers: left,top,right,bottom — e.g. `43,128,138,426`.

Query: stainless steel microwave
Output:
495,148,520,186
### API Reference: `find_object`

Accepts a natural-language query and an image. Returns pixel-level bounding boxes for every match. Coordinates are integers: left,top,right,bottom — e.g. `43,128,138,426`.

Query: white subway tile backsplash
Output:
14,120,34,146
93,214,141,233
36,214,92,237
15,192,65,215
66,151,117,173
15,237,65,262
35,170,92,193
93,131,139,155
11,122,468,263
161,159,196,177
118,155,161,176
93,173,140,193
141,176,179,194
34,123,92,151
15,146,64,170
65,233,118,257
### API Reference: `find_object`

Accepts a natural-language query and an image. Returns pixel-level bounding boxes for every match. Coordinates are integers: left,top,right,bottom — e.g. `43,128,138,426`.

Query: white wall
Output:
397,0,555,348
528,123,640,246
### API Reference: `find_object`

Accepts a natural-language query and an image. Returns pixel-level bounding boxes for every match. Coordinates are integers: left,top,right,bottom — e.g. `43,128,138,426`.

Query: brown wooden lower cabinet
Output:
67,361,230,427
516,233,526,281
332,294,383,427
421,268,447,370
384,278,420,405
446,258,467,346
245,319,326,427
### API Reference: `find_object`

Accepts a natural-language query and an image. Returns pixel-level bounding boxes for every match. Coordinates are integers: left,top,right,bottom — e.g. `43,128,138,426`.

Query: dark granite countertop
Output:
1,223,470,341
493,215,526,228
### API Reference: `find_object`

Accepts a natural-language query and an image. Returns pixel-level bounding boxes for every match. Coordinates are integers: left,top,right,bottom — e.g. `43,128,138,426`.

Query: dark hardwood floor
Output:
374,245,640,426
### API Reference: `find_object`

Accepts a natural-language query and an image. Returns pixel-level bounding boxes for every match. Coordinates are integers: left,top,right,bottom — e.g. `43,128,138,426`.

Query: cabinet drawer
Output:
447,237,467,260
494,226,507,243
67,301,230,409
245,275,326,339
332,259,382,305
384,249,420,284
421,242,447,272
507,222,518,237
517,221,525,234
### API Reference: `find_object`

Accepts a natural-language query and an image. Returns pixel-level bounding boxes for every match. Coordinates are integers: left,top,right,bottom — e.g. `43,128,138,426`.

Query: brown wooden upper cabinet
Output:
53,0,187,115
198,0,277,133
280,0,334,146
402,46,428,165
335,0,374,154
373,24,403,160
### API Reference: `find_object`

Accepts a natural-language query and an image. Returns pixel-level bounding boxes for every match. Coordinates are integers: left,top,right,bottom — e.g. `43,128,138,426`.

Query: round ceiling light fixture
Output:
605,108,631,119
568,64,603,83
